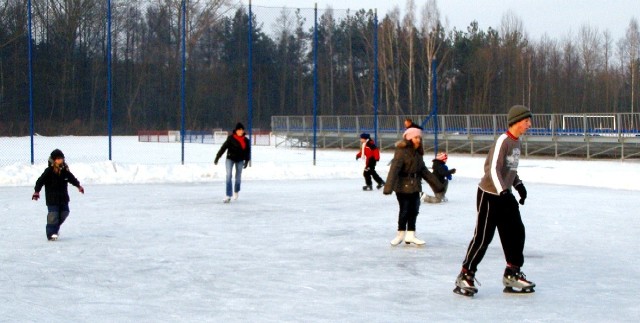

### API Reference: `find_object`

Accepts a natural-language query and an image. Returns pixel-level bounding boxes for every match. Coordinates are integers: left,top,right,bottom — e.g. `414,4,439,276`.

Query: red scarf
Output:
233,134,247,149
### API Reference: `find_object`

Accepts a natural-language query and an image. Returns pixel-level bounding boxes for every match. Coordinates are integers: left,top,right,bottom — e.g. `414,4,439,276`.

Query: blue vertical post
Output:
432,58,438,155
107,0,113,160
312,3,318,165
248,1,253,149
373,10,379,143
27,0,34,164
180,0,187,164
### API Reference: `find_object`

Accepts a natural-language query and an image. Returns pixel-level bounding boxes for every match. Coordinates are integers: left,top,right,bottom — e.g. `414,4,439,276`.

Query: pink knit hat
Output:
403,127,422,140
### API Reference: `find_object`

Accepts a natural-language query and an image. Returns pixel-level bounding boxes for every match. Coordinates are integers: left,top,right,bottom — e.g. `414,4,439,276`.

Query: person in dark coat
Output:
383,127,444,246
32,149,84,241
355,133,385,190
424,152,456,203
215,122,251,202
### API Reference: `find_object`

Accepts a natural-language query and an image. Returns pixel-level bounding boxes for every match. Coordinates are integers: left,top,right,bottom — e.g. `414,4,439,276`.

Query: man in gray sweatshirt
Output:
453,105,535,297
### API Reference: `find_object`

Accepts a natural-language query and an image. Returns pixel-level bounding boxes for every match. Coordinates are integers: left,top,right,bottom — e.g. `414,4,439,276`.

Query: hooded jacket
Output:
383,140,444,195
34,164,81,205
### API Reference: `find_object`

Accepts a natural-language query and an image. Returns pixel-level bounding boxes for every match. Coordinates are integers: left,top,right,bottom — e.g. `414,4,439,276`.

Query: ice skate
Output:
390,231,405,246
453,270,479,297
503,267,535,293
403,231,425,245
376,181,385,189
49,234,58,241
223,196,231,203
233,192,239,200
423,194,442,203
362,185,373,191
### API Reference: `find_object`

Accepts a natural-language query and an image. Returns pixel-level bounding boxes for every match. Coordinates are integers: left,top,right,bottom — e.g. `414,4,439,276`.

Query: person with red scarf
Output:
215,122,251,203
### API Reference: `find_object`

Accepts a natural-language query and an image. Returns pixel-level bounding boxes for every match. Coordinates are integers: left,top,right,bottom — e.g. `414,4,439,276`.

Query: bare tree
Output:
625,18,639,115
378,7,402,114
403,0,416,114
578,24,601,111
420,0,442,113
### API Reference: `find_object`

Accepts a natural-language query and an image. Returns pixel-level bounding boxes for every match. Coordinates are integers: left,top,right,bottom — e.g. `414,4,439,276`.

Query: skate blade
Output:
503,286,535,294
453,287,476,297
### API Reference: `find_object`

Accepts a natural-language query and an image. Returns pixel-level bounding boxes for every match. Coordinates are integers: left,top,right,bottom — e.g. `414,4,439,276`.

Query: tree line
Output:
0,0,638,136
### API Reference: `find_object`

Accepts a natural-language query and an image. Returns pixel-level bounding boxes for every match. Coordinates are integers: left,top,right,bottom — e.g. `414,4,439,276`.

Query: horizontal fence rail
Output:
272,114,640,159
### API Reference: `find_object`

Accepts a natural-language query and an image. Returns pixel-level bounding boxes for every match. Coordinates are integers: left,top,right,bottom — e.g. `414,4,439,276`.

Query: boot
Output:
404,231,425,245
362,185,373,191
454,268,479,296
503,266,536,292
390,231,405,246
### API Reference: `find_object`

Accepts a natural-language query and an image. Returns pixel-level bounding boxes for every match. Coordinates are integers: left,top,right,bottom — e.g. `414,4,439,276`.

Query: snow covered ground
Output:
1,136,639,322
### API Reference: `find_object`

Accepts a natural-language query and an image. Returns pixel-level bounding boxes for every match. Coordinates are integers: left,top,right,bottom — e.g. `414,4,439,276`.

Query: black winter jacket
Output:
383,140,444,195
34,166,81,205
215,135,251,163
431,159,454,184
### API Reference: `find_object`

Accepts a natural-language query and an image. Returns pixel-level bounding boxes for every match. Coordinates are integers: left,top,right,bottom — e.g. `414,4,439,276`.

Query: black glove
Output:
243,162,249,169
32,191,40,201
356,156,360,161
214,159,219,165
450,168,456,174
514,183,527,205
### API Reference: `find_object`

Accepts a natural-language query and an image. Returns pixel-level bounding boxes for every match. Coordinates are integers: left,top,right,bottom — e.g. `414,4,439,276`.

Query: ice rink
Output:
1,137,639,322
2,177,639,322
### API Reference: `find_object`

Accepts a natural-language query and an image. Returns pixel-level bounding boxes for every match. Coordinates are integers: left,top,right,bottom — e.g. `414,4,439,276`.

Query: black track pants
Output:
461,188,525,272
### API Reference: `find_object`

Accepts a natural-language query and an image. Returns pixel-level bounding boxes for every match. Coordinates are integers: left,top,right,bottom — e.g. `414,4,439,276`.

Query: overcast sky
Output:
244,0,638,41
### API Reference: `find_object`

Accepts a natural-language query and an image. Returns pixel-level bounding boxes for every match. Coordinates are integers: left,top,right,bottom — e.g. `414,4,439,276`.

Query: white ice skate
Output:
49,234,58,241
223,196,231,203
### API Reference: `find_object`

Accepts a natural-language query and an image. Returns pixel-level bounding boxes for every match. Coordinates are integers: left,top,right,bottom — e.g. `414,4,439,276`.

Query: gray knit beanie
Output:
507,105,532,126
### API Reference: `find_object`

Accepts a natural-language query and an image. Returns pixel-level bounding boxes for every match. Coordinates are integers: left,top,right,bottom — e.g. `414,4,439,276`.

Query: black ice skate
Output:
453,270,479,297
503,267,535,293
376,181,385,189
362,185,373,191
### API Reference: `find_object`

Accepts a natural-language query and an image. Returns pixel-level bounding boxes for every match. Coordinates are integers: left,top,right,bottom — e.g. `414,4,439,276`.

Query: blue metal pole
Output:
107,0,113,160
373,10,379,144
27,0,34,164
432,58,438,155
181,0,186,164
313,3,318,165
248,1,253,150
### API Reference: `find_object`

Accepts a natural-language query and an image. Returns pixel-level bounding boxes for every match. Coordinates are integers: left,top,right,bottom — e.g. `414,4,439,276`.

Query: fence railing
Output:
271,113,640,159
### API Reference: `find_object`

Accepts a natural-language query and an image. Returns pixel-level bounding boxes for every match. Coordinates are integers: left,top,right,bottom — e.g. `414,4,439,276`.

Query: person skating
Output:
32,149,84,241
215,122,251,203
453,105,535,296
383,127,444,246
424,152,455,203
355,133,385,190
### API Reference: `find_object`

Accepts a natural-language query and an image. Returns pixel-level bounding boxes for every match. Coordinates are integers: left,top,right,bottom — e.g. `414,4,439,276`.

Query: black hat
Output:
234,122,245,131
360,133,370,140
507,105,532,126
50,149,65,159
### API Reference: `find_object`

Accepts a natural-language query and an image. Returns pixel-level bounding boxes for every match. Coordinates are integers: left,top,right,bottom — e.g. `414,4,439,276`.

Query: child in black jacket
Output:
424,152,456,203
32,149,84,241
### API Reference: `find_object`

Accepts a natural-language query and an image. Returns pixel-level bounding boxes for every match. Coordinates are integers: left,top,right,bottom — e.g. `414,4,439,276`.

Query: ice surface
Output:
1,137,639,322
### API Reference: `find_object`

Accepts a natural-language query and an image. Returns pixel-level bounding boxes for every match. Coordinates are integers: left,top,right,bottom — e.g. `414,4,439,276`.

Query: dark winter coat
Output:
34,165,81,206
431,159,454,184
383,140,444,195
215,135,251,163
